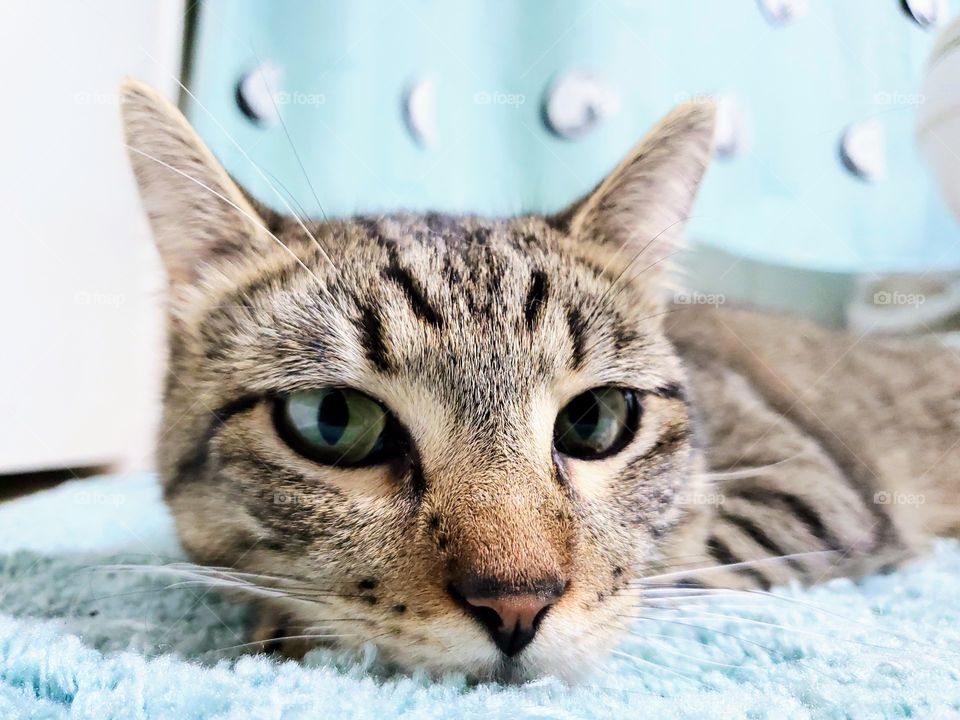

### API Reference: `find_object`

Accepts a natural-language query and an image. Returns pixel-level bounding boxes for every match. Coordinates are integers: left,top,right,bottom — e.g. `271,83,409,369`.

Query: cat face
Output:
121,81,714,681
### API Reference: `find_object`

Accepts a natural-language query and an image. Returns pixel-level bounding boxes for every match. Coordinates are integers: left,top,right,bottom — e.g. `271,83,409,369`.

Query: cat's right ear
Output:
550,101,716,284
120,79,267,285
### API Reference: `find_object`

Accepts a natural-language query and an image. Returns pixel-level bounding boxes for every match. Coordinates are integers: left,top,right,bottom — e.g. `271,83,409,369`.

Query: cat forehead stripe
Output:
565,305,588,370
524,270,550,331
382,259,444,329
358,302,393,372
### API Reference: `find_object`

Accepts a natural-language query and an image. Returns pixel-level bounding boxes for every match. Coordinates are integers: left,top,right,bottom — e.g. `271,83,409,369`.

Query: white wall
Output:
0,1,184,473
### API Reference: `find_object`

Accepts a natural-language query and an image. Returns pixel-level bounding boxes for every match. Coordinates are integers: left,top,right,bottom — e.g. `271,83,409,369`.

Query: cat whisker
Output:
624,591,758,604
202,633,361,657
619,617,853,685
627,585,743,596
699,452,809,481
69,586,208,605
591,216,691,315
124,145,323,284
161,563,354,590
263,166,314,222
623,574,960,669
627,608,909,654
168,73,334,265
609,648,718,689
628,550,837,586
642,590,958,656
624,615,782,656
622,640,753,671
93,564,357,604
251,45,330,224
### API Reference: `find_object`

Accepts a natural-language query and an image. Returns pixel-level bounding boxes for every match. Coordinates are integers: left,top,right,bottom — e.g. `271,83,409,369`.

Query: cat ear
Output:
120,79,267,285
552,101,715,277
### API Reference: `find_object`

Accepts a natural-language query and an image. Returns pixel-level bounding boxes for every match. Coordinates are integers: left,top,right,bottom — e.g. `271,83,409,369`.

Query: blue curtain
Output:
187,0,960,273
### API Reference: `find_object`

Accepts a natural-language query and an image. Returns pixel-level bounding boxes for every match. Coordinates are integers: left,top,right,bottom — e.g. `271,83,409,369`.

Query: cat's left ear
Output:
120,79,269,286
551,101,715,275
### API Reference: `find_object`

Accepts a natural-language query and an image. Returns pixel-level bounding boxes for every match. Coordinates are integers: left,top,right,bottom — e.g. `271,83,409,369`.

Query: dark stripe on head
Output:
425,212,460,236
168,394,260,494
513,232,546,252
524,270,550,330
355,216,381,239
653,382,686,402
729,487,843,552
566,306,588,369
719,511,805,574
706,535,771,590
358,304,392,372
382,264,443,328
469,227,491,245
612,313,641,352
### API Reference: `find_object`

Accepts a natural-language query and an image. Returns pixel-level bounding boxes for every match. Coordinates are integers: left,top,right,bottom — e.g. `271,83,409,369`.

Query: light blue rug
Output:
0,473,958,719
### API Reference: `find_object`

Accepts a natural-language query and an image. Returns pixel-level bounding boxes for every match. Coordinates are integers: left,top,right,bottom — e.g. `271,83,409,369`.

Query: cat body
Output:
120,81,959,681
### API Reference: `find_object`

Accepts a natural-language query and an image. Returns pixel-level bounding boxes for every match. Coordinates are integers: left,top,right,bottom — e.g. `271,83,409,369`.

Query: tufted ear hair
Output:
552,101,716,281
119,79,269,286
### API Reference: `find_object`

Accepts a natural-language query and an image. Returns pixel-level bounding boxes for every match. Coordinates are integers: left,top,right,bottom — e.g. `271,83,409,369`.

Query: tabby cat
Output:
120,80,960,682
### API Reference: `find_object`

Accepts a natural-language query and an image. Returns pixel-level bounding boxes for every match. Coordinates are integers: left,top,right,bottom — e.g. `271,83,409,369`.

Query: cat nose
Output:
449,581,565,656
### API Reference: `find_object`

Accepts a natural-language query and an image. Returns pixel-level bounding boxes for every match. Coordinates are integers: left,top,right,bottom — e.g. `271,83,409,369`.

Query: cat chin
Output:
430,614,622,684
379,643,609,685
286,606,621,684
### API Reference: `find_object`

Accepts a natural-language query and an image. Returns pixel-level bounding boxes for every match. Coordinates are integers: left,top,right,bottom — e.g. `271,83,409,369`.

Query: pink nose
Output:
459,592,561,656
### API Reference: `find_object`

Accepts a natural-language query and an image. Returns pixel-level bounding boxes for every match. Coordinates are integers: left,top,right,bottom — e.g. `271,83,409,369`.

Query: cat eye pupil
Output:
554,387,638,460
318,391,349,445
566,394,602,438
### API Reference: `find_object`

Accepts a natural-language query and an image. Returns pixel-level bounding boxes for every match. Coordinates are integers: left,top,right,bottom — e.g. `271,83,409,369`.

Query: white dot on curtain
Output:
235,62,283,126
403,78,437,148
757,0,809,27
839,120,887,182
714,95,750,159
901,0,947,28
543,70,619,141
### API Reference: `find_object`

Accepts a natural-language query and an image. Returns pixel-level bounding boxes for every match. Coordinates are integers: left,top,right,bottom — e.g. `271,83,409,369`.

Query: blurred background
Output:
2,0,960,491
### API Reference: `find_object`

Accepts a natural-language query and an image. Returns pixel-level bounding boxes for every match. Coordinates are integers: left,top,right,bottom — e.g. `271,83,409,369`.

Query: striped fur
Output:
120,80,960,681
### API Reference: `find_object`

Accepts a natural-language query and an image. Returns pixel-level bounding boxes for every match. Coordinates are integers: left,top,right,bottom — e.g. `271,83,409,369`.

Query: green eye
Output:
274,388,396,466
554,387,639,459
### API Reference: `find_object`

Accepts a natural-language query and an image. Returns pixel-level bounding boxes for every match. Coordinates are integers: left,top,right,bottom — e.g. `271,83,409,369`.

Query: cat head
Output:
121,80,714,681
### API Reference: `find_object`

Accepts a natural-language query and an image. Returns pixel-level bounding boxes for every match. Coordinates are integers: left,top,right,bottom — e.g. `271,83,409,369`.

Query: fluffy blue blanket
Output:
0,473,957,719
